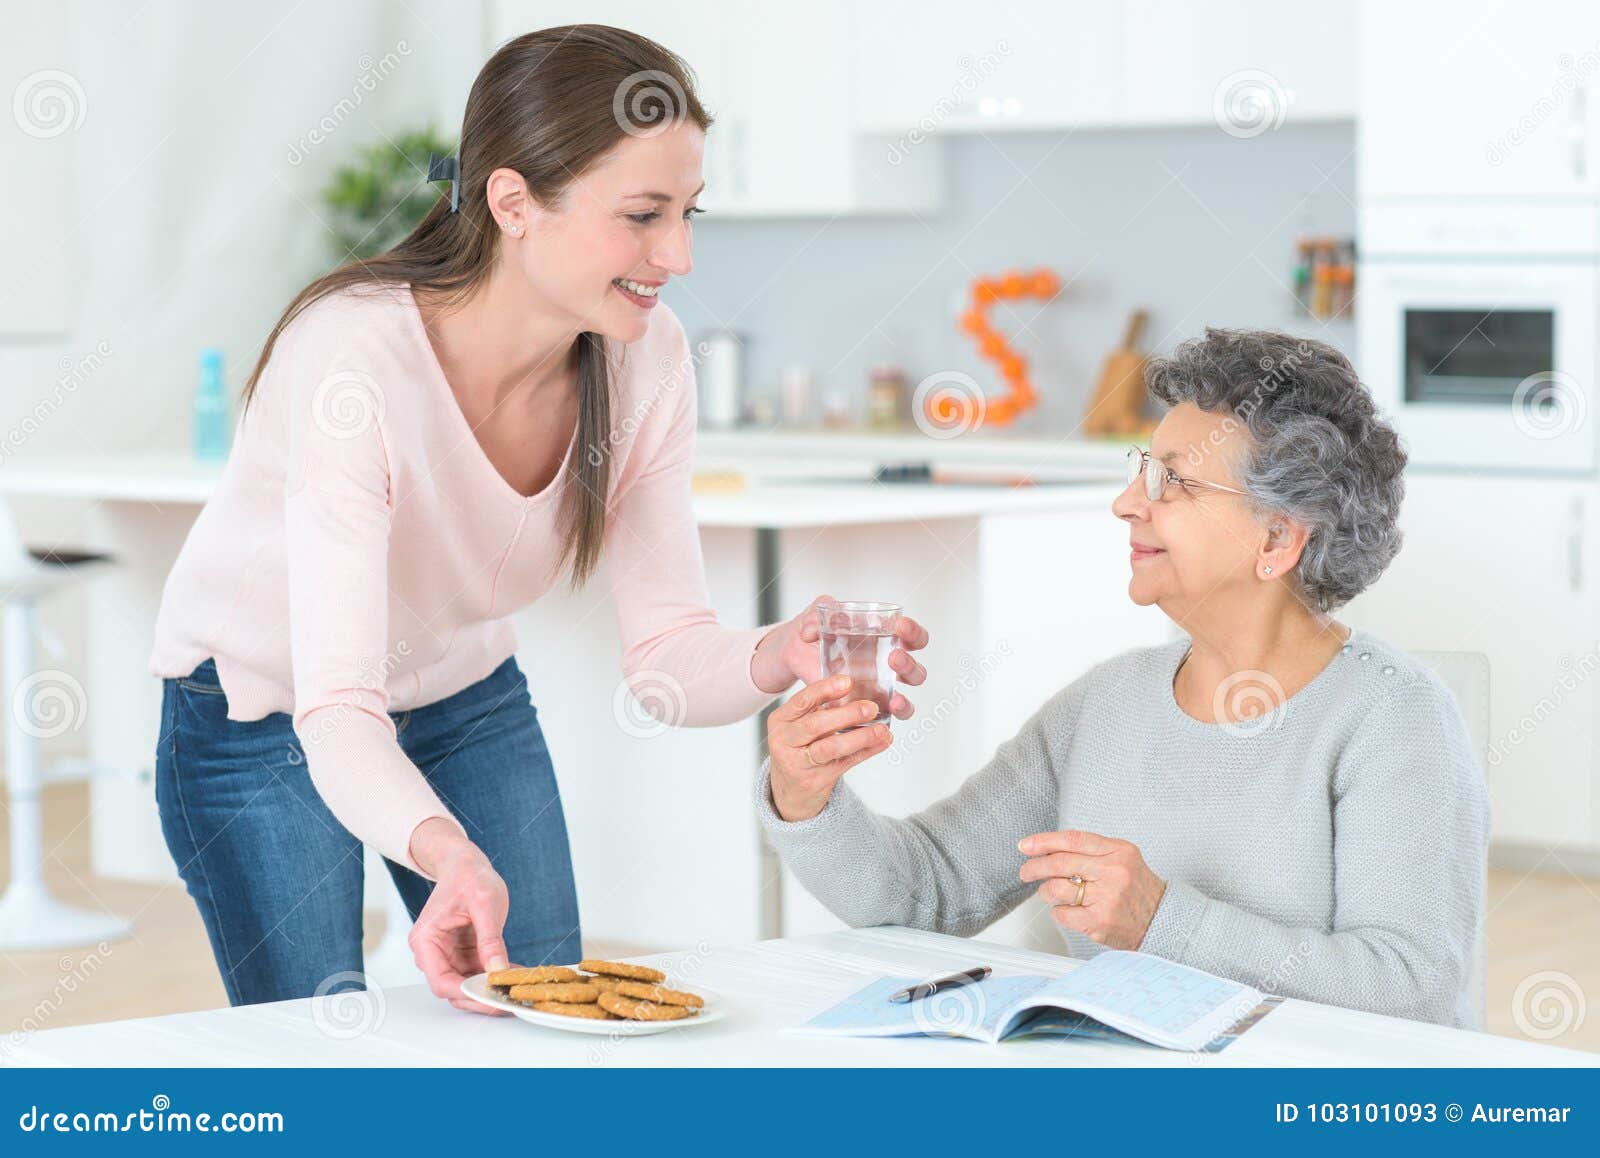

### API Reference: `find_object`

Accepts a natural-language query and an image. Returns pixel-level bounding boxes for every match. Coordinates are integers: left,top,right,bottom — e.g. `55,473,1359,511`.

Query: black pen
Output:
888,965,992,1004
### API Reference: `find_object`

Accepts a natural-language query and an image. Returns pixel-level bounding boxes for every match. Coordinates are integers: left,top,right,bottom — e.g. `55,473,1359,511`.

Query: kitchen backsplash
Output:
672,122,1356,434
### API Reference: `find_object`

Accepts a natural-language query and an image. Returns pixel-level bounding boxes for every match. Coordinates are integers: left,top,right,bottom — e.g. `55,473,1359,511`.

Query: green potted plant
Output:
321,127,457,261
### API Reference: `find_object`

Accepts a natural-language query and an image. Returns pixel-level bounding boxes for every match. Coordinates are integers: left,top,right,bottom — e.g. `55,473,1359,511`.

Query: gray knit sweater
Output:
757,628,1491,1029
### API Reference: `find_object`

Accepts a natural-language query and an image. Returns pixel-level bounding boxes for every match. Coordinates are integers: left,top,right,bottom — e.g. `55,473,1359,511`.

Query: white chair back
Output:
1414,649,1491,1031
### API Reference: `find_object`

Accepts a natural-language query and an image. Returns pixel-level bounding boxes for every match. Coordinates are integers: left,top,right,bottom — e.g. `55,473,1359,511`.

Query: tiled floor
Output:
1,782,1596,1055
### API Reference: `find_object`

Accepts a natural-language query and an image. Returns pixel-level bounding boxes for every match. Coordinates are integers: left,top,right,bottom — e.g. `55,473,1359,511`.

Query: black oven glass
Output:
1403,309,1555,405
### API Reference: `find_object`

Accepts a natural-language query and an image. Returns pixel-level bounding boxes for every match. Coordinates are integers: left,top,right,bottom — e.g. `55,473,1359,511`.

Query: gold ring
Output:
1069,875,1087,907
803,744,821,767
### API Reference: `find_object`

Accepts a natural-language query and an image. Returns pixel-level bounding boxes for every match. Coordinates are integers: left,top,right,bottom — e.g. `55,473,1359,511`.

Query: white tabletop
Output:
0,451,1122,527
9,927,1594,1068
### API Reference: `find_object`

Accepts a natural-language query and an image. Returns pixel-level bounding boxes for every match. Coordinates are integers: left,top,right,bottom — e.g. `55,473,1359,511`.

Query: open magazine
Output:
788,949,1273,1052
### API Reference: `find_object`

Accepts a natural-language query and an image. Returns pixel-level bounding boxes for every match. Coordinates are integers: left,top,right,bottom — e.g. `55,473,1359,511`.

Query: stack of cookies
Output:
486,959,705,1022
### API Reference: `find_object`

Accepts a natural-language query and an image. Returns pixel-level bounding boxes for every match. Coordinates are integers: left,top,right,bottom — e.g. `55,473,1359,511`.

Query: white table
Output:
7,927,1594,1068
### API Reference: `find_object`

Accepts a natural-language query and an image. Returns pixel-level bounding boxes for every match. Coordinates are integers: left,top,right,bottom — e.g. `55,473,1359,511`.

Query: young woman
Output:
147,25,927,1015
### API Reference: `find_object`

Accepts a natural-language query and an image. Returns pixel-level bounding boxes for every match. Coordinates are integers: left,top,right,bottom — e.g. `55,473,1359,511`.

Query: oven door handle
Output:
1571,79,1590,185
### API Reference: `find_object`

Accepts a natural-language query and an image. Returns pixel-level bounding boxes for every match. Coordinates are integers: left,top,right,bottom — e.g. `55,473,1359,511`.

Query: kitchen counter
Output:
0,450,1126,525
693,478,1123,527
694,427,1134,475
0,446,1162,954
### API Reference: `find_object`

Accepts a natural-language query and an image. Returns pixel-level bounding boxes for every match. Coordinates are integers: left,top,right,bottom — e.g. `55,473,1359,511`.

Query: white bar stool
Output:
0,499,132,950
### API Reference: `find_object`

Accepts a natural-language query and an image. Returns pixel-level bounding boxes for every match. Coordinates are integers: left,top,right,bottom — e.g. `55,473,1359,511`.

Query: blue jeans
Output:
154,654,581,1006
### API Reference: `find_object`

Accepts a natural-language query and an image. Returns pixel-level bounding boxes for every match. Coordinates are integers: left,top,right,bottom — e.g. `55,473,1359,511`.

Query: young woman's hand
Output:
766,675,893,821
752,595,931,719
406,818,513,1015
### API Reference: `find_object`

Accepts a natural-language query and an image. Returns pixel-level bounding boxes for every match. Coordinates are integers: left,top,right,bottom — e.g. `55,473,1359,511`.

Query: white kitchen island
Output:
0,433,1168,957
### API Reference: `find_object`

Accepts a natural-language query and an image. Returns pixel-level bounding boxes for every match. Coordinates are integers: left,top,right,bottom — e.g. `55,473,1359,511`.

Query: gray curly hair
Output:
1144,328,1407,611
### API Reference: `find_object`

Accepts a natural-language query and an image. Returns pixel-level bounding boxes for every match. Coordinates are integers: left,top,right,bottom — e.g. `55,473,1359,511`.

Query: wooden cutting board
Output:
1082,309,1156,437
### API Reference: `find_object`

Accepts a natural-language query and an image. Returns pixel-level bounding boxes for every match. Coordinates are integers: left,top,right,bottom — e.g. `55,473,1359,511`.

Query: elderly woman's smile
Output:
1129,539,1164,565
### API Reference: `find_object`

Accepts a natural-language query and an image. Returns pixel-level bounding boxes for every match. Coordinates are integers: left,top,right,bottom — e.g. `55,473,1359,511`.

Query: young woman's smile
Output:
611,276,664,309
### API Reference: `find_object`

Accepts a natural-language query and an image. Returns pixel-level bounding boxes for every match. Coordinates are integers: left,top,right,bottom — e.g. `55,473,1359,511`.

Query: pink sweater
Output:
150,283,776,878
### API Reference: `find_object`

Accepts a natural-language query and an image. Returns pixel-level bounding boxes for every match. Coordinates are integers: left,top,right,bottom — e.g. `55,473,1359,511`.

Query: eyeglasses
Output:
1125,446,1248,502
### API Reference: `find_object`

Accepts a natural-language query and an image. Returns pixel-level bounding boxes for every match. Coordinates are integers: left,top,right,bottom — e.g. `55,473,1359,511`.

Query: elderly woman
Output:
758,328,1490,1029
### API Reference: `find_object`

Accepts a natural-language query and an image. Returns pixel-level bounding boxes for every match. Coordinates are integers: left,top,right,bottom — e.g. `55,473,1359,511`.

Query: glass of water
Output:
816,600,902,728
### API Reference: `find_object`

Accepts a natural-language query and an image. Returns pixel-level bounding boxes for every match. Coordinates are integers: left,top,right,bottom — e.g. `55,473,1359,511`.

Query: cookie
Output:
577,958,666,983
507,982,601,1004
586,976,627,993
612,980,705,1008
488,965,578,988
530,1000,616,1020
597,992,693,1021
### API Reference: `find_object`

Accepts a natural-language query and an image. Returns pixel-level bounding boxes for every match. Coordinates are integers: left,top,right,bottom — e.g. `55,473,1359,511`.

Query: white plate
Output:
459,973,727,1036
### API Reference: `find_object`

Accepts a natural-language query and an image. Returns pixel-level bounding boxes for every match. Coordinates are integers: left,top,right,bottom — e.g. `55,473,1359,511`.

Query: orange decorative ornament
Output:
926,267,1061,432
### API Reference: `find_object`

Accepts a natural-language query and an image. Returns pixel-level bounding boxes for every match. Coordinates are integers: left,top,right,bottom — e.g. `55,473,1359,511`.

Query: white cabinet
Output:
1342,474,1599,852
851,1,1354,134
1119,1,1356,127
487,2,1354,216
1359,0,1600,197
711,4,940,215
487,1,940,216
851,2,1121,133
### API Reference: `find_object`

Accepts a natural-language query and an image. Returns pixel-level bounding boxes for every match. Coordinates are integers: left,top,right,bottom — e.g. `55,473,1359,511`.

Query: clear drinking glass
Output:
816,600,902,728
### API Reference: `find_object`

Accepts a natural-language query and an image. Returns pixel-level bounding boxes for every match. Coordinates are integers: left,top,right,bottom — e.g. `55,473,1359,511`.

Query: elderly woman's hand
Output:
767,675,893,821
1018,829,1168,950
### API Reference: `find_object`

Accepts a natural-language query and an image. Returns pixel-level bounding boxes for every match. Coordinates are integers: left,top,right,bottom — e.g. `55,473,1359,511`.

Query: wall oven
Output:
1360,205,1600,473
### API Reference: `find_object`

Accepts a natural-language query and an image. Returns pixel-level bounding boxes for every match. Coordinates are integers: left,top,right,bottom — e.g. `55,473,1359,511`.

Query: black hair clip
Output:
427,152,460,212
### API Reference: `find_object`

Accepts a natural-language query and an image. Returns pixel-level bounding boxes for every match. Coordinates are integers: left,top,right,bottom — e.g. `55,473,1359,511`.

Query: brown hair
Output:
242,25,711,586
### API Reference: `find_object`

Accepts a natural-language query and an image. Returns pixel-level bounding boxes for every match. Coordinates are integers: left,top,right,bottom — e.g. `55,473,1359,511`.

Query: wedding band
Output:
1069,875,1087,907
803,744,821,767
